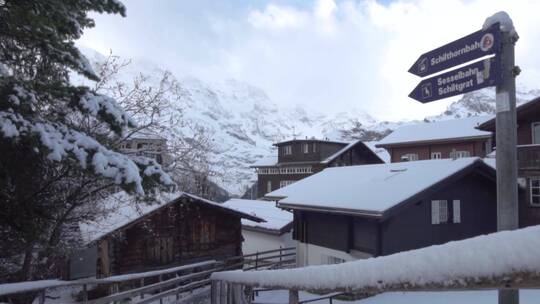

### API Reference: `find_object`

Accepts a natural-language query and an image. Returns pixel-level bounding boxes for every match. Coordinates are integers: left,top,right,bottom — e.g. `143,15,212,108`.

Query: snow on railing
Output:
0,247,296,303
211,226,540,303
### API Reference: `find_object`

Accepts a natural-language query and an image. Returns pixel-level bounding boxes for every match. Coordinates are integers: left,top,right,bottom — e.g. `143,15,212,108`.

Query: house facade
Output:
252,139,384,198
376,117,492,163
119,131,170,165
267,158,498,266
478,96,540,227
222,199,294,255
72,192,262,278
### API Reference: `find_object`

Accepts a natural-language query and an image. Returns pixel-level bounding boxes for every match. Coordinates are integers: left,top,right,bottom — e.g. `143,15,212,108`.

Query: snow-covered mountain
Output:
79,48,540,196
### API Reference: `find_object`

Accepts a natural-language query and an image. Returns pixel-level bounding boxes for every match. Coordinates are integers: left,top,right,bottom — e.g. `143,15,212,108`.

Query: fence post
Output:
255,252,259,270
140,277,145,299
159,274,163,304
211,281,218,304
289,290,299,304
82,284,88,304
38,290,45,304
279,246,283,265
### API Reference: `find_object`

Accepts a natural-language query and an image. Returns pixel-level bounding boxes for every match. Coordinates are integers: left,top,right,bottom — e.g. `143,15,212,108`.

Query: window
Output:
450,150,470,159
302,143,309,153
324,255,346,265
257,168,279,175
313,143,317,152
283,145,292,155
431,152,442,159
431,200,448,224
532,122,540,144
279,167,313,174
530,178,540,206
453,200,461,223
267,180,272,193
401,153,418,162
279,180,295,188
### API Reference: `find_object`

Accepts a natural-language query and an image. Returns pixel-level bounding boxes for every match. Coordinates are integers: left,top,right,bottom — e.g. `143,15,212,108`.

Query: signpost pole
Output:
495,29,519,304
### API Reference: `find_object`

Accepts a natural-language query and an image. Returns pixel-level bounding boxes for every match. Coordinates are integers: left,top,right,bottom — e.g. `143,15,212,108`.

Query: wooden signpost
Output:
408,16,519,304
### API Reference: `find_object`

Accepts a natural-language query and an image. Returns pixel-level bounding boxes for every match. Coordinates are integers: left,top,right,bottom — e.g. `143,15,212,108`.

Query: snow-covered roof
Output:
79,191,263,244
222,199,293,234
478,96,540,131
321,140,384,164
483,157,496,170
274,138,347,147
212,225,540,292
250,156,278,168
377,117,492,147
364,141,390,163
267,158,491,215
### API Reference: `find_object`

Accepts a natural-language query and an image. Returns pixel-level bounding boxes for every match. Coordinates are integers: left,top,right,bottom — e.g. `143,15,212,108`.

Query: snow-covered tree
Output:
92,53,228,201
0,0,174,293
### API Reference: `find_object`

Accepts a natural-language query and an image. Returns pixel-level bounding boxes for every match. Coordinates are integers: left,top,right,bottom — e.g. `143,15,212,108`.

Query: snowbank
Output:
212,225,540,291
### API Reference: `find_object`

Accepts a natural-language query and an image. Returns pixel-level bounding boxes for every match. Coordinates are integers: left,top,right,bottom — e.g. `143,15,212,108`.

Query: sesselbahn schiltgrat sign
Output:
409,57,502,103
408,23,501,77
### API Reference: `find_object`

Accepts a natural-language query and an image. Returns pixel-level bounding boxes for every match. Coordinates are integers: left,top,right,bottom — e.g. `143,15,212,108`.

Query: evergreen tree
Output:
0,0,174,292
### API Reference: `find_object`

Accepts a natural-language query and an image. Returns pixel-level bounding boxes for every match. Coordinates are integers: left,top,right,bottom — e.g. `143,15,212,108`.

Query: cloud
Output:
79,0,540,121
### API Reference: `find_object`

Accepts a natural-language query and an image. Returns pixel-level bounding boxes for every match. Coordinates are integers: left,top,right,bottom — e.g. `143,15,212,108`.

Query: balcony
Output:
518,144,540,171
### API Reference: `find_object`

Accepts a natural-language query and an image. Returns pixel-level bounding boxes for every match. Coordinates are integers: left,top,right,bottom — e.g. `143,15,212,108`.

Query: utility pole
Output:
496,28,519,304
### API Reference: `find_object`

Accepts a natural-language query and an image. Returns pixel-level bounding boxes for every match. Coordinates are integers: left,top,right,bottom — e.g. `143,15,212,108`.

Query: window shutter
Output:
453,200,461,223
431,200,440,224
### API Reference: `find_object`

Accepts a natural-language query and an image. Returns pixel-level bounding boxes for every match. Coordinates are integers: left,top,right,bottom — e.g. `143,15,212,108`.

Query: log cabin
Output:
71,192,263,279
251,139,385,198
266,158,499,266
376,117,493,162
478,96,540,227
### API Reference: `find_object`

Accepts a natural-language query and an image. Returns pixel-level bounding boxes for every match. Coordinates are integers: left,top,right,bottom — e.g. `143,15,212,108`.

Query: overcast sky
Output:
80,0,540,121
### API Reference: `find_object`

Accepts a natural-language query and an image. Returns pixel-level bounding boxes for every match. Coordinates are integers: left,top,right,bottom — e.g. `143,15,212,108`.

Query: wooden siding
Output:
276,141,346,163
387,139,490,163
381,173,497,255
97,197,242,276
293,171,498,257
293,211,350,253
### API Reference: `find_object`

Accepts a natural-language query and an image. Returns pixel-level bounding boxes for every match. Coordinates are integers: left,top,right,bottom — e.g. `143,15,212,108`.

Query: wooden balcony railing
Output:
518,144,540,170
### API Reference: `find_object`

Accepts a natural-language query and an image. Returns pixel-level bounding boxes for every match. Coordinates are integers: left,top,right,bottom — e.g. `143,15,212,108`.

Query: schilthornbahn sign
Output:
408,23,501,77
409,57,502,103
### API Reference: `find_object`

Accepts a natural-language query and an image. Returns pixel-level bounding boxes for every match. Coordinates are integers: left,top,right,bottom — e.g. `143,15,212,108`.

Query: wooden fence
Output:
0,247,296,304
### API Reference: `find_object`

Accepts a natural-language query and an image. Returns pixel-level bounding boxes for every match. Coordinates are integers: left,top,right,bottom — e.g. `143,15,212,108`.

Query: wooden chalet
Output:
73,192,262,278
478,96,540,227
266,158,498,266
376,117,493,162
251,139,384,198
